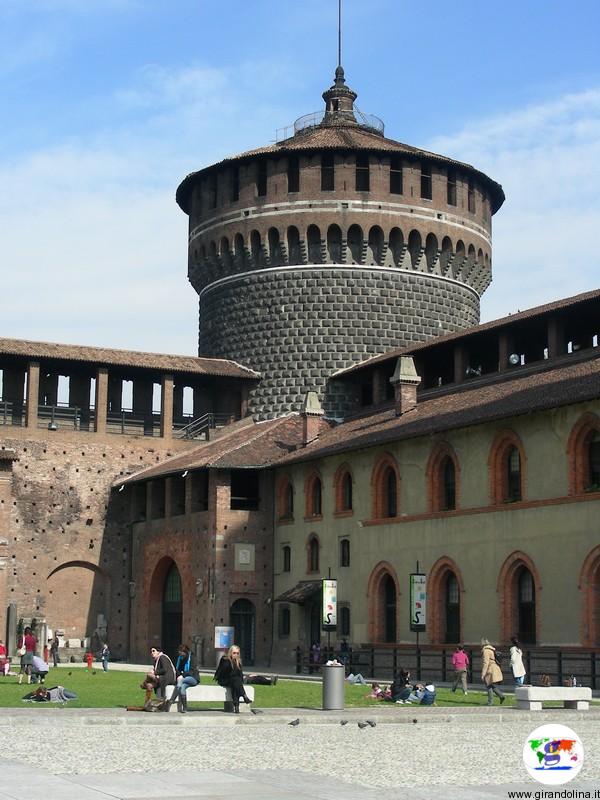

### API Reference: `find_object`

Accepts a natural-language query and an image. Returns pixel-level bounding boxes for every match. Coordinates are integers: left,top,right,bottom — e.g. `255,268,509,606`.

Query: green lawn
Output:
0,669,523,709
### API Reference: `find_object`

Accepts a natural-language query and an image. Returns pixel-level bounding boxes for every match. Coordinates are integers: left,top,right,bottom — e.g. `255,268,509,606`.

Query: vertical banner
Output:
322,578,337,631
409,573,427,632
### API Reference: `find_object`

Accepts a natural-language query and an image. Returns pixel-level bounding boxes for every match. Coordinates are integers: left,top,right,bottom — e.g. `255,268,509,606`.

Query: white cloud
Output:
425,89,600,321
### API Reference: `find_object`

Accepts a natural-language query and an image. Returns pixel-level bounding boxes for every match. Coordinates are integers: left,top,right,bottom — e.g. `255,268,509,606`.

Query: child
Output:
365,681,384,699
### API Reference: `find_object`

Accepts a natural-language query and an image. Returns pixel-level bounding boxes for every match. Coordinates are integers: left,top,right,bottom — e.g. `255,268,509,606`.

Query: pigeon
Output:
67,671,72,676
92,671,97,675
288,718,300,726
340,719,349,726
412,719,418,724
366,719,376,728
357,721,369,729
250,708,263,714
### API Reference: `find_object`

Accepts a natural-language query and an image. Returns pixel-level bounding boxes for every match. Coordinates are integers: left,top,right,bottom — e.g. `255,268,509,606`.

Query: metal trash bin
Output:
322,663,345,710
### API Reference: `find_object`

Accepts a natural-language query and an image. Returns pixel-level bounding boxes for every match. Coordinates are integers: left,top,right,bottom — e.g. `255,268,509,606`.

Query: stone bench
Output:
515,685,592,711
165,683,254,712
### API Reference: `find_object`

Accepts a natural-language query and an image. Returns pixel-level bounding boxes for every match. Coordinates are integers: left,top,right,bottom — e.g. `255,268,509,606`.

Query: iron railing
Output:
294,645,600,688
175,412,232,440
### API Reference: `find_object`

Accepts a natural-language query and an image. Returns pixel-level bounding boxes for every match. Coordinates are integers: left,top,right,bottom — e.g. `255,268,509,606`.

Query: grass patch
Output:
1,671,592,710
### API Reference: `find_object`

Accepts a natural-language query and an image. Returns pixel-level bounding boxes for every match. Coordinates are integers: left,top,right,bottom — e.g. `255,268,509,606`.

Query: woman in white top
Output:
510,636,526,685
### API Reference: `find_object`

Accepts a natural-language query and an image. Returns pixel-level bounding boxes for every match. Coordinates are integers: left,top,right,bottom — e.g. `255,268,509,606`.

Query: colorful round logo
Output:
523,724,584,785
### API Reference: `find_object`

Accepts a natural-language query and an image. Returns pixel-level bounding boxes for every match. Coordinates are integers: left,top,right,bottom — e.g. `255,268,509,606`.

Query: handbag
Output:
17,641,26,656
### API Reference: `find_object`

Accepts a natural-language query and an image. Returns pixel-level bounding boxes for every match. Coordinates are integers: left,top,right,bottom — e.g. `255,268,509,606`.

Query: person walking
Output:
509,637,526,686
100,643,110,672
149,646,176,699
481,638,505,706
166,644,199,713
17,626,37,685
451,645,469,695
214,644,252,713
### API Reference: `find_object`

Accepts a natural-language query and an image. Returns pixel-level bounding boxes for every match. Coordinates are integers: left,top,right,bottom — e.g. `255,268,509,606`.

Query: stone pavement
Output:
0,707,598,799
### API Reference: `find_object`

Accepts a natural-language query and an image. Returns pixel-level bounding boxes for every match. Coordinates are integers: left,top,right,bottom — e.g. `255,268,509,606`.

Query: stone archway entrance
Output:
230,599,255,665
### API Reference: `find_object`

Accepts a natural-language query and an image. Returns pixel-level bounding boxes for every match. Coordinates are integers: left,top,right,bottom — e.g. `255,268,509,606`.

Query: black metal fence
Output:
295,645,600,688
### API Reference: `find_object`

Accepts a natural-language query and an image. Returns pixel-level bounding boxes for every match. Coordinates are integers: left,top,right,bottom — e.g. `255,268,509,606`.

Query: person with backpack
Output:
510,636,526,685
481,638,505,706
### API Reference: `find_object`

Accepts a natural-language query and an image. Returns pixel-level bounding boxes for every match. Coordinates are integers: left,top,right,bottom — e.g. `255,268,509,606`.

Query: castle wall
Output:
199,266,479,418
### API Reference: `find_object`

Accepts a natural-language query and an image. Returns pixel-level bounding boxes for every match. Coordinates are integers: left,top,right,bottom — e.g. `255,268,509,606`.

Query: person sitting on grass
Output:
403,682,437,705
365,682,385,699
389,669,412,702
30,655,49,684
346,671,367,685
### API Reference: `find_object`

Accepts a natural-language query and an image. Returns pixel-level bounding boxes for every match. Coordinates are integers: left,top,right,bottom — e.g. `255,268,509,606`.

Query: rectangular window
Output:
356,154,370,192
287,156,299,193
468,180,476,213
340,606,351,637
257,161,267,197
321,154,335,191
421,163,432,200
390,156,403,194
278,606,291,637
231,167,239,202
230,469,260,510
447,169,457,206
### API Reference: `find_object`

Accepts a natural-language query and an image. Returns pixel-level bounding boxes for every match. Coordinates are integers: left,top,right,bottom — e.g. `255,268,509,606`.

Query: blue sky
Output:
1,0,599,355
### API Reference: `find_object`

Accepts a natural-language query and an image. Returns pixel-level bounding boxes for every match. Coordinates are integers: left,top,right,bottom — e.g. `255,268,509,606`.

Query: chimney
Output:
302,391,324,444
389,356,421,416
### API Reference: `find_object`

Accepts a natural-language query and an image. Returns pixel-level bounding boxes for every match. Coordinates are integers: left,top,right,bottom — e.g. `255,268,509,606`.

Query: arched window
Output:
305,472,322,518
327,224,342,263
444,572,460,643
334,465,353,514
385,469,397,517
321,154,335,191
440,236,452,272
442,457,456,510
589,432,600,489
287,155,299,193
347,225,363,264
368,226,384,265
389,227,404,266
408,230,422,268
277,477,294,521
234,233,245,264
490,431,526,505
356,154,370,191
339,538,350,568
372,455,400,520
498,551,539,643
507,446,522,502
342,472,353,511
383,575,396,642
517,567,536,644
282,545,291,573
425,233,438,270
307,225,322,264
250,230,262,266
567,414,600,494
308,535,320,573
287,226,301,265
268,227,282,266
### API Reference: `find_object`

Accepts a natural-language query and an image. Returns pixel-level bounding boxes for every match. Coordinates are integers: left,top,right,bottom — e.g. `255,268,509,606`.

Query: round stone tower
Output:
176,67,504,419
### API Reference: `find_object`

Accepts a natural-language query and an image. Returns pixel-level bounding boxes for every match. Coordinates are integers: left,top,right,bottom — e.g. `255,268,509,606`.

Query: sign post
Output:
322,575,337,654
410,563,426,679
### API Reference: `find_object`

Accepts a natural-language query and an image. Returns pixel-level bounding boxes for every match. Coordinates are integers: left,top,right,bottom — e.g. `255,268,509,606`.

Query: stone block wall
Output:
199,266,480,418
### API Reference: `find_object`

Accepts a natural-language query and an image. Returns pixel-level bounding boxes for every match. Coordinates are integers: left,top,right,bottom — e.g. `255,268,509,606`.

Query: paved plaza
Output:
0,706,599,799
